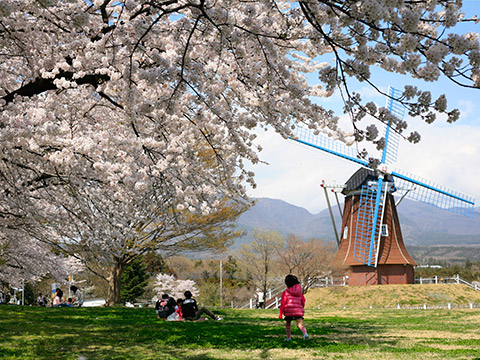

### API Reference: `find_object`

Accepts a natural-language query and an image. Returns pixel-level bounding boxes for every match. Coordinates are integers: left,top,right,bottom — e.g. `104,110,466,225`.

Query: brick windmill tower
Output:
335,167,417,285
292,87,475,286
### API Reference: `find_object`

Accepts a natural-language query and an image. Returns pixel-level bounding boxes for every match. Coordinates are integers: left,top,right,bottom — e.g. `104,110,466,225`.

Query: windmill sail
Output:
353,182,387,266
392,169,475,217
293,126,369,167
352,86,404,266
383,86,403,165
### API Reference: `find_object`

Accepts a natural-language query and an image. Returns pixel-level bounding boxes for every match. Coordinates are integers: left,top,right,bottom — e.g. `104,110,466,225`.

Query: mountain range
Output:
235,197,480,247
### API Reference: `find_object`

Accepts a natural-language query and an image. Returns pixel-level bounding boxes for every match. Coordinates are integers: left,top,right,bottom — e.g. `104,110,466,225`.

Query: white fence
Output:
239,284,285,309
391,302,480,310
415,275,480,291
311,276,349,288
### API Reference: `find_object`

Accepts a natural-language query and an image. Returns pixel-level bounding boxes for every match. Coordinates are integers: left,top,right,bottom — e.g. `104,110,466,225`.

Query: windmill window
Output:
343,226,348,239
381,224,388,237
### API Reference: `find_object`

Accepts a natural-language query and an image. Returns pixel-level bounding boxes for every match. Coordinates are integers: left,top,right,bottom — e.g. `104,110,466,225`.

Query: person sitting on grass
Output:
155,294,177,320
181,291,223,321
53,289,63,307
53,289,71,307
37,293,45,307
175,298,183,320
70,285,83,307
165,298,184,321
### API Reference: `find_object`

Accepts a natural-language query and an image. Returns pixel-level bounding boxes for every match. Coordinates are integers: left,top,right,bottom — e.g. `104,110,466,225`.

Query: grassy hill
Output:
305,284,480,309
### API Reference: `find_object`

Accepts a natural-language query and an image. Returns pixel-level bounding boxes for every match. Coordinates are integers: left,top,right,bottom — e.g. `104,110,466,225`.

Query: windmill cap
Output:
342,168,395,195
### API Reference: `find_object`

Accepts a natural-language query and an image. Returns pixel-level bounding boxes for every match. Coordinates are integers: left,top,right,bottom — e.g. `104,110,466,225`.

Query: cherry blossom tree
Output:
0,1,478,303
0,163,246,304
0,226,80,288
153,273,199,300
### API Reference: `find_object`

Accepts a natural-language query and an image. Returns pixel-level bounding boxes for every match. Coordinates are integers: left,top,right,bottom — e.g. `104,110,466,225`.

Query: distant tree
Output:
225,256,239,280
120,257,149,304
465,259,473,269
167,256,197,279
163,255,252,306
143,251,169,277
278,235,340,293
221,256,252,306
203,280,223,306
240,229,285,298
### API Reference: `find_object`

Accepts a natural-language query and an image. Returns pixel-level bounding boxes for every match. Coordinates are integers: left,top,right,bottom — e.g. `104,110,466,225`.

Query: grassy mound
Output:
305,284,480,309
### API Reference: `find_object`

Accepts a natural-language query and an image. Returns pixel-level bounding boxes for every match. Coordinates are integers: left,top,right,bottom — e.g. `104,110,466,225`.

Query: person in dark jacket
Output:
181,291,223,321
70,285,83,307
155,294,177,320
279,274,309,341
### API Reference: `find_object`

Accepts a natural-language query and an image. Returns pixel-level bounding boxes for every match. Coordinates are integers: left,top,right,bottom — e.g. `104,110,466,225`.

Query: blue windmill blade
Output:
386,86,405,122
392,169,475,217
353,179,388,267
382,86,404,166
292,126,370,167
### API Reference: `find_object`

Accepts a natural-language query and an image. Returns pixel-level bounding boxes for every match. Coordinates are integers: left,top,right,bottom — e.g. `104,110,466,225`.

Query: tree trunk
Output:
106,259,124,306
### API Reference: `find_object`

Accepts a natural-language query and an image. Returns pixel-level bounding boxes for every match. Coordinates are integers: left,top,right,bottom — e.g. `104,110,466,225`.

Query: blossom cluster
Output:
0,226,80,287
153,273,199,301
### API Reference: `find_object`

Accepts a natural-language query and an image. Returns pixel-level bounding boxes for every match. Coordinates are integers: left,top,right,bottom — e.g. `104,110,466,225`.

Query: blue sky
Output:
246,3,480,214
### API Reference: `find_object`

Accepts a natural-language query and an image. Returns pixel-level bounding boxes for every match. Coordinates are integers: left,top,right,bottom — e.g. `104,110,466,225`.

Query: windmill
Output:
293,87,475,285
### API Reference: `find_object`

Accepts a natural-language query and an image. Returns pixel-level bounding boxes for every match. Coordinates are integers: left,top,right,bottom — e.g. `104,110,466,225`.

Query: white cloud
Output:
457,99,477,121
394,121,480,204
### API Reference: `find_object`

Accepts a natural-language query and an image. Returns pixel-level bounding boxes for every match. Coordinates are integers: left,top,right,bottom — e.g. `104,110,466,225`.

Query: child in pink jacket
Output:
279,274,309,341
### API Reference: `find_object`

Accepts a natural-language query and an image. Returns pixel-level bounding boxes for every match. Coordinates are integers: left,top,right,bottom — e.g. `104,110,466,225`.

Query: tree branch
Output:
1,71,110,107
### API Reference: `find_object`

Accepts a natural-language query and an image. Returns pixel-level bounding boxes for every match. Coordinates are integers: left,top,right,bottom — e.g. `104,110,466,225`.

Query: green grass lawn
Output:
1,306,480,360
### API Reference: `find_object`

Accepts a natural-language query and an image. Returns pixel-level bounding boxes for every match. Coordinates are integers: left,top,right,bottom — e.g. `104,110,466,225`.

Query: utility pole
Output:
220,260,223,307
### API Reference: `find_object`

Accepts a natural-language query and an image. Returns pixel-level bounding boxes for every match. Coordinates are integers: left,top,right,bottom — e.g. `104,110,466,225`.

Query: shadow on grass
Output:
0,306,399,359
